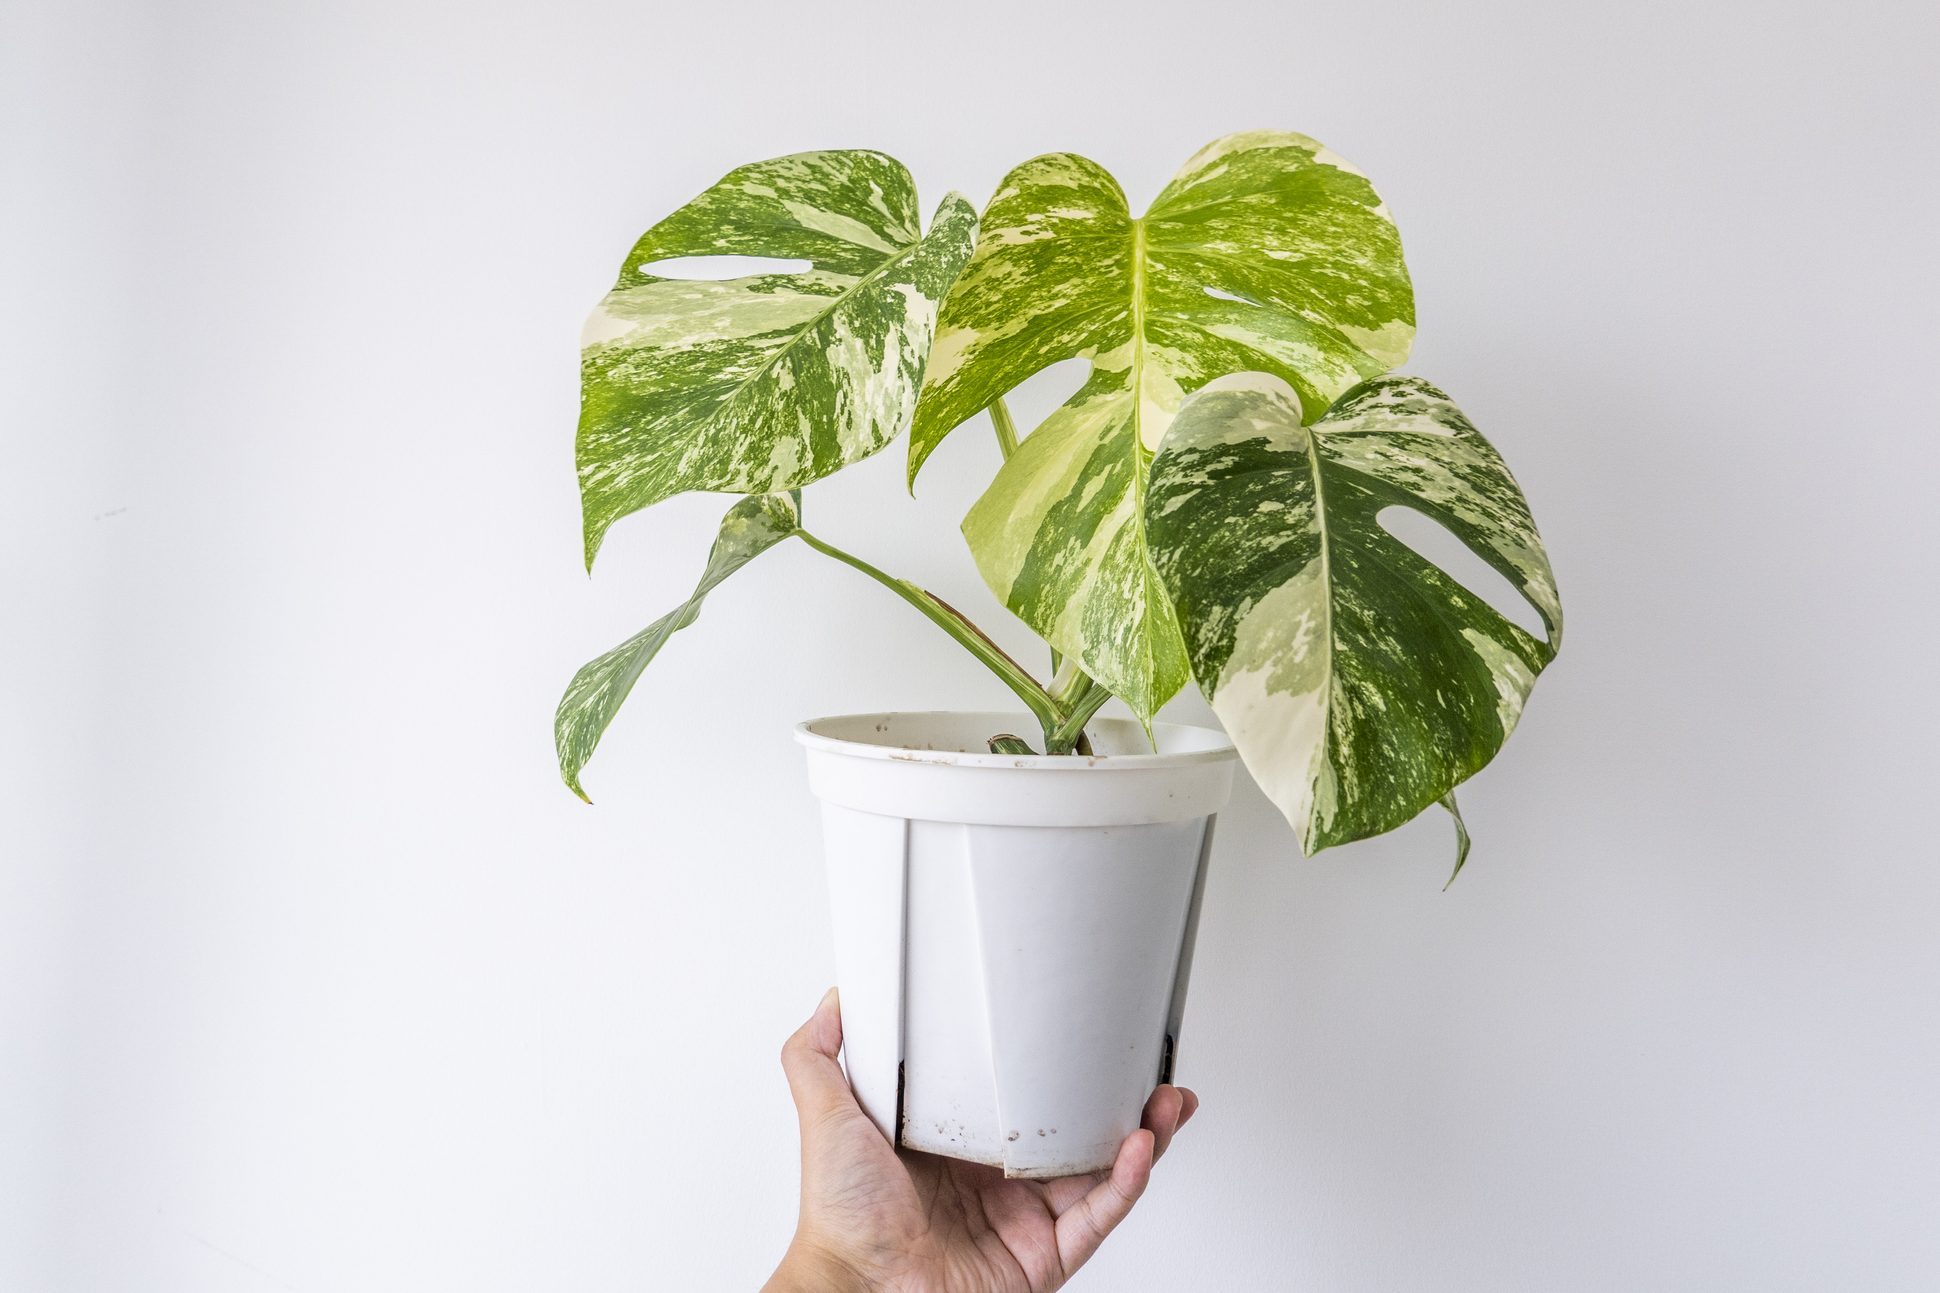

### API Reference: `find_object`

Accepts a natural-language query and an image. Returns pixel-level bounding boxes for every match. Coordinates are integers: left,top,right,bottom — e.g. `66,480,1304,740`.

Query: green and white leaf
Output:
909,131,1414,719
578,150,976,567
1145,373,1561,857
556,492,799,800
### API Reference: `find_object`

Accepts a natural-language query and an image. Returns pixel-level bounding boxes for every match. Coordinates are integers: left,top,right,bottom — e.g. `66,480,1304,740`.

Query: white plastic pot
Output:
796,711,1238,1179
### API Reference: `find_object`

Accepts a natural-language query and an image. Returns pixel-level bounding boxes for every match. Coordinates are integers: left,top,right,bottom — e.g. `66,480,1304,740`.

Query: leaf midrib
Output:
1296,419,1337,842
1126,214,1167,709
714,230,927,428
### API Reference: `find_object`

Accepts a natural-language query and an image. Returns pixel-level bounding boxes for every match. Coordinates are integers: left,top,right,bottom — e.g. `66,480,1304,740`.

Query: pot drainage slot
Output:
893,1060,907,1148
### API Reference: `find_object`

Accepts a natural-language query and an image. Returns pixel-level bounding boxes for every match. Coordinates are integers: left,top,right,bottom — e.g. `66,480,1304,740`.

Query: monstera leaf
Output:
1145,373,1562,856
556,493,799,799
908,131,1413,719
578,151,976,567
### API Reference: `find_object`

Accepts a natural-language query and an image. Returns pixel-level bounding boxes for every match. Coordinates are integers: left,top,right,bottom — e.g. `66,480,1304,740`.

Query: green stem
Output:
1044,678,1111,754
793,522,1114,755
1049,659,1090,706
988,397,1020,460
793,528,1062,736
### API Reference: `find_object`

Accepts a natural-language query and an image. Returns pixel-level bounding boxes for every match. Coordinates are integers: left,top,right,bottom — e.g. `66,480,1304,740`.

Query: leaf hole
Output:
1377,505,1548,639
996,356,1091,440
635,254,811,280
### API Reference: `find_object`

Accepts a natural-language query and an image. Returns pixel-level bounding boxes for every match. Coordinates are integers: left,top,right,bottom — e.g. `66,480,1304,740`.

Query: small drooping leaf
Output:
1145,372,1561,856
578,151,976,567
556,493,799,799
907,132,1414,720
1439,792,1471,889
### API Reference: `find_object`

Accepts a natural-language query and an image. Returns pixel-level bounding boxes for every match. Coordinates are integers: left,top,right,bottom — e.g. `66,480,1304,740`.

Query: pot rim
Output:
794,710,1236,771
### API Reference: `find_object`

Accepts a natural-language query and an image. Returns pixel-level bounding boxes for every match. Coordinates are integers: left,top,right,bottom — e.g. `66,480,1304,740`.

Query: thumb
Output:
779,987,855,1127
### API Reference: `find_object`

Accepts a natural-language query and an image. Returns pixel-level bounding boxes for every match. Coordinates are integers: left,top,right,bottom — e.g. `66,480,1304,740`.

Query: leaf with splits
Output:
579,150,975,567
556,493,798,800
909,131,1413,719
1145,373,1561,858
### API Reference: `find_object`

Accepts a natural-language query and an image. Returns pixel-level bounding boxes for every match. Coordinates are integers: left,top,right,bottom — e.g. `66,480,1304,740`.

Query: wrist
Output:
763,1238,875,1293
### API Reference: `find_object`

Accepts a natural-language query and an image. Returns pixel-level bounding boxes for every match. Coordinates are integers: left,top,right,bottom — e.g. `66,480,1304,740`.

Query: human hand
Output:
763,989,1198,1293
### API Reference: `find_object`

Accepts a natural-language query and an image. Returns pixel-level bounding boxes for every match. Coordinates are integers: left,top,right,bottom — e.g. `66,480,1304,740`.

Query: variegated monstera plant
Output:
558,132,1562,877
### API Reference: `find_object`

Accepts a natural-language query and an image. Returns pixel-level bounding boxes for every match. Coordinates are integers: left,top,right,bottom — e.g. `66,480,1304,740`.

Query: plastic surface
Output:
799,712,1237,1178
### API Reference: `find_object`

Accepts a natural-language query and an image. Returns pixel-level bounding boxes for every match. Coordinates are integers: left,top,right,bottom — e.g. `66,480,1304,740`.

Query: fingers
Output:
1143,1085,1182,1162
1142,1084,1199,1163
1062,1089,1199,1252
1054,1128,1155,1275
779,988,855,1129
1045,1082,1204,1213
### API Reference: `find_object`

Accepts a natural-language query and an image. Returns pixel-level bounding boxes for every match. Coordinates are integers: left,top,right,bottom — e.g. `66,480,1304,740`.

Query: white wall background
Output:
6,0,1937,1288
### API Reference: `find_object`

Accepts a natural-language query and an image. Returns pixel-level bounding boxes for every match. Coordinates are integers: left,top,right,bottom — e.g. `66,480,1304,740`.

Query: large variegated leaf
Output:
908,131,1413,719
578,151,975,567
556,493,798,800
1145,373,1561,857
